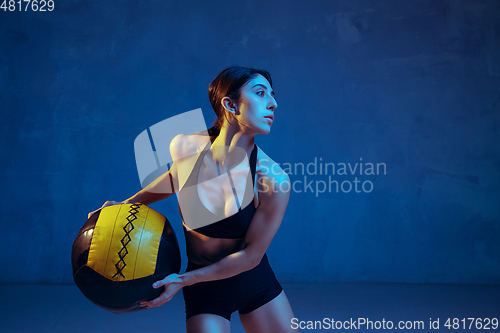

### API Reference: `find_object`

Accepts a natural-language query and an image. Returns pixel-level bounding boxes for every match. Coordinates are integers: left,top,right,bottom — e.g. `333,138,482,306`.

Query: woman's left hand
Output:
140,273,184,309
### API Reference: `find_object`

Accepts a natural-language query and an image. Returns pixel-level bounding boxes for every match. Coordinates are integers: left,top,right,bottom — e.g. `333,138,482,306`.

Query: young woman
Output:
90,66,297,332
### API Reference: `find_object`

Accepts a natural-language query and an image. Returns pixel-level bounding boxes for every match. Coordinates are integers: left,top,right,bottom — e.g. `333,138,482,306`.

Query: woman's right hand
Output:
87,200,124,219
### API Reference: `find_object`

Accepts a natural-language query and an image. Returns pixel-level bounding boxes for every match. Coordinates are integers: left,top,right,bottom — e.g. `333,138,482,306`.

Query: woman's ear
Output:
221,97,238,115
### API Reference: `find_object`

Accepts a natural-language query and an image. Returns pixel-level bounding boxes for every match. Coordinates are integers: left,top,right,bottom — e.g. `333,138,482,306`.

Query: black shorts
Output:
182,253,283,321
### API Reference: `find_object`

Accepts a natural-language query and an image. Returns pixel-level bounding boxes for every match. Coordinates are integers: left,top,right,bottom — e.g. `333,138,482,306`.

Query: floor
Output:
0,283,498,332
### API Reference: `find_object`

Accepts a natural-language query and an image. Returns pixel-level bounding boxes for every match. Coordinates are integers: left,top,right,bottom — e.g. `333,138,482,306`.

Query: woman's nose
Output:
268,96,278,110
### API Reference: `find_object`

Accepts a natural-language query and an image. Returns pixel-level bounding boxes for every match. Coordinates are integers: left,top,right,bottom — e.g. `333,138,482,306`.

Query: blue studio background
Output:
1,0,499,285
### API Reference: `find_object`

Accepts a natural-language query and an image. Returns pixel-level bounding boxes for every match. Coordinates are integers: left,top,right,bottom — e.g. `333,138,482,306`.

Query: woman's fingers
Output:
140,294,168,308
139,274,182,308
101,200,120,208
153,279,164,289
139,280,167,308
88,201,122,219
153,273,178,288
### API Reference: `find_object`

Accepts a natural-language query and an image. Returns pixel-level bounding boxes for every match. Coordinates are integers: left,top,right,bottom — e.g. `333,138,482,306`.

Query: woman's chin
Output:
246,123,272,135
259,127,272,135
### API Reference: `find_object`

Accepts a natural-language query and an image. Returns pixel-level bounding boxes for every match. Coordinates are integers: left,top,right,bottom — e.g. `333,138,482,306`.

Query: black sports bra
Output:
178,137,258,239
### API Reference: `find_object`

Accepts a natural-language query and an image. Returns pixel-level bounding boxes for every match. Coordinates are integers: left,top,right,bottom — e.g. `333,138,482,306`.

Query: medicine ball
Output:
71,203,181,313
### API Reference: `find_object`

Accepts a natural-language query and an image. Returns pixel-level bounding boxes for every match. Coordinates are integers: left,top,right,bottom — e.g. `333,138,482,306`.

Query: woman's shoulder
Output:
255,146,290,186
169,133,211,159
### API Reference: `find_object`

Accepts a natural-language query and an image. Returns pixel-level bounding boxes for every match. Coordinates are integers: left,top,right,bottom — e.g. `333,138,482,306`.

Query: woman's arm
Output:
141,166,291,308
87,135,187,218
127,134,193,204
185,171,290,283
123,163,179,205
87,167,178,218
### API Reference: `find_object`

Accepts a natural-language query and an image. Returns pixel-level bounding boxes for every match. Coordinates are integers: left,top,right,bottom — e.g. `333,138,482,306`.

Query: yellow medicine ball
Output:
71,203,181,313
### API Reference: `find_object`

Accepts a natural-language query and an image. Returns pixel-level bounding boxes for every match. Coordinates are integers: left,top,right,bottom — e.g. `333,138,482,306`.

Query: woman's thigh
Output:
239,290,298,333
186,314,231,333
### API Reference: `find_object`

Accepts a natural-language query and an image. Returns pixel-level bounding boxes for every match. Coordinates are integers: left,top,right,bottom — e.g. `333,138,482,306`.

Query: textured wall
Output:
1,0,499,284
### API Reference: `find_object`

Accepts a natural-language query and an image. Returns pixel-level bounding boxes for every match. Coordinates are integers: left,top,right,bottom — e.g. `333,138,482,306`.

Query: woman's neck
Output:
213,122,255,155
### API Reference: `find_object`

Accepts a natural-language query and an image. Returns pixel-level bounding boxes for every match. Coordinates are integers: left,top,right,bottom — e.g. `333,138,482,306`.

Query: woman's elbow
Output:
244,252,264,271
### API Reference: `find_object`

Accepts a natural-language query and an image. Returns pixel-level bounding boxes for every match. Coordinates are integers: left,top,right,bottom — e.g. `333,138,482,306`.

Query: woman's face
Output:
232,74,278,134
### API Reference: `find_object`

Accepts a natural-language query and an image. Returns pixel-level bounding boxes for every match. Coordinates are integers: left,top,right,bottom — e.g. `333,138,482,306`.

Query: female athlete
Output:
90,66,297,333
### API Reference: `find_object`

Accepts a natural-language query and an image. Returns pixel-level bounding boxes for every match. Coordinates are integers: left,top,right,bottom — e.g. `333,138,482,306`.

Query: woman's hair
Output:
208,66,273,136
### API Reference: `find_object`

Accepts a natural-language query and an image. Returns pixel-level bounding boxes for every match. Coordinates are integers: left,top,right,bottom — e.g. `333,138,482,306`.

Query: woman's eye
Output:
257,91,264,96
